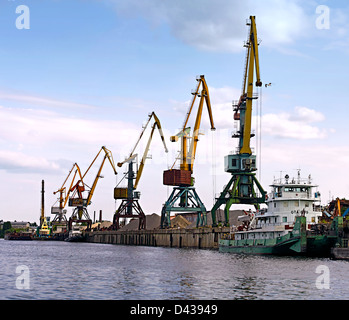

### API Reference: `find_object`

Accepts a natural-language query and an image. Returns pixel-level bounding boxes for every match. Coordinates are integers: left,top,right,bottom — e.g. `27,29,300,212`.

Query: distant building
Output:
8,221,30,229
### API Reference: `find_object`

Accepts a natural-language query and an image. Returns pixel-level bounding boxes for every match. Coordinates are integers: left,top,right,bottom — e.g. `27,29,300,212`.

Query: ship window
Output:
283,202,288,207
294,201,299,207
274,203,276,208
283,217,287,223
305,202,309,207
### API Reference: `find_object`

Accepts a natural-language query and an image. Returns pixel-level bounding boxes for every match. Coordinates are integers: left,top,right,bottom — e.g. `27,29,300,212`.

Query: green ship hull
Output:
219,216,341,257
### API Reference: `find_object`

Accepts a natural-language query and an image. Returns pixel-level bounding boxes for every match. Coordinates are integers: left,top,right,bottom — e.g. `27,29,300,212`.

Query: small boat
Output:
65,225,84,242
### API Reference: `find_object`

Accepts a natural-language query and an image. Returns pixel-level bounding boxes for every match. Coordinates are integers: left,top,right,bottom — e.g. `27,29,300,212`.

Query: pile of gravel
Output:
119,213,161,231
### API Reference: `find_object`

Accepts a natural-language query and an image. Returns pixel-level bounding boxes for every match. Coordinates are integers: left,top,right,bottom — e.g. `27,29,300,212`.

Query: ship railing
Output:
268,192,321,201
272,177,313,185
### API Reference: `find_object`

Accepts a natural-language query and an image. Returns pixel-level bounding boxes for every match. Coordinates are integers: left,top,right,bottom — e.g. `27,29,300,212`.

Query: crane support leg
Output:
211,172,265,227
161,186,207,228
69,207,92,231
211,176,236,227
113,199,146,230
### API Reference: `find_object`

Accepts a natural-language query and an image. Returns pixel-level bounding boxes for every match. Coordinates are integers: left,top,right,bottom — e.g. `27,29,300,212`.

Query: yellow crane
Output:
113,112,168,230
211,16,266,227
161,75,215,228
68,146,117,230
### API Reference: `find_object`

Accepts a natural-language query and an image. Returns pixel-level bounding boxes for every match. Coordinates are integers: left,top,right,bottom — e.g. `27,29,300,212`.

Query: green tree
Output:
0,221,12,238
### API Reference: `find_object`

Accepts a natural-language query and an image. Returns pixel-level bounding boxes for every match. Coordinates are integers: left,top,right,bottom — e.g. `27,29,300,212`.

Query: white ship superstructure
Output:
234,171,323,241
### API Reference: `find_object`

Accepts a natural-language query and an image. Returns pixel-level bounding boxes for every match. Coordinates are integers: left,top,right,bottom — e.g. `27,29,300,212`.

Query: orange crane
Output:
161,75,215,228
113,112,168,230
51,162,84,225
68,146,117,230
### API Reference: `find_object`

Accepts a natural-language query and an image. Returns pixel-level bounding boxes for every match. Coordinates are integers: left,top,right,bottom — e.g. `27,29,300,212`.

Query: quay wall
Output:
84,227,230,249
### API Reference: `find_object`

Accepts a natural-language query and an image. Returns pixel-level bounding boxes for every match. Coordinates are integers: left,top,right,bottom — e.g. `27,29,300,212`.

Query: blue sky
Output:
1,0,349,223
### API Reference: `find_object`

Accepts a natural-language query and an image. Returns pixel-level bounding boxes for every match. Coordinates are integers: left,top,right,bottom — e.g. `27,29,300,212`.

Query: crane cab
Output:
225,154,257,173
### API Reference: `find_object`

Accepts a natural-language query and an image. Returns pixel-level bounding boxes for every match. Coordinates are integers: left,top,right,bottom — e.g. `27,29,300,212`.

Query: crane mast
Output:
161,75,215,228
211,16,266,227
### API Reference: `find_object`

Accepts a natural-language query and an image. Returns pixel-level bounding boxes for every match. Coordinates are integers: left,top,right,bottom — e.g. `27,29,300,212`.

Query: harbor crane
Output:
51,162,84,225
211,16,266,227
161,75,215,228
68,146,117,230
113,112,168,230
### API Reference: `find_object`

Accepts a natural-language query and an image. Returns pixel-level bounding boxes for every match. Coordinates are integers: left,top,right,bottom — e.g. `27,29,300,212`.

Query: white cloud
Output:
205,86,241,129
0,150,61,174
0,91,96,110
261,106,327,140
107,0,311,52
0,105,137,147
0,105,144,174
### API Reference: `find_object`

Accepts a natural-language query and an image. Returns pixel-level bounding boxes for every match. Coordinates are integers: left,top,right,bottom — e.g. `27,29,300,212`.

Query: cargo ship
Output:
5,232,33,240
219,172,341,256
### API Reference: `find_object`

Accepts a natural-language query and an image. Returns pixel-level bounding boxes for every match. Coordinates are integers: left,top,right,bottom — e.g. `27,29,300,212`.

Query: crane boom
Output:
170,75,215,175
85,146,117,205
53,162,84,209
134,113,168,189
239,16,262,155
187,75,215,171
117,112,168,189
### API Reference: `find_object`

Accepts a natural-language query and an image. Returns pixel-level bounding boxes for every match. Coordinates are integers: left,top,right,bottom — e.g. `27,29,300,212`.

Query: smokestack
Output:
41,180,45,227
99,210,102,222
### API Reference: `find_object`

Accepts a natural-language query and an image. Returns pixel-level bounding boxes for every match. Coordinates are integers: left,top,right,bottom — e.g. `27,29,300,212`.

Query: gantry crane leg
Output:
160,186,207,228
69,206,92,231
211,173,265,227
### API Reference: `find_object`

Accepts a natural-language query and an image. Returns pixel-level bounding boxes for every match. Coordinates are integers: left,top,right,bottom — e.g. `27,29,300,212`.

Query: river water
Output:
1,238,349,300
